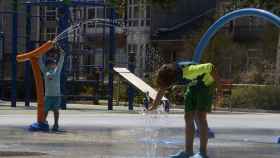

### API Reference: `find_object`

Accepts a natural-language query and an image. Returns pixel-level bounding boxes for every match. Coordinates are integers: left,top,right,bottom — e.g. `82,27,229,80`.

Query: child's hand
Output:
53,42,64,54
148,103,157,111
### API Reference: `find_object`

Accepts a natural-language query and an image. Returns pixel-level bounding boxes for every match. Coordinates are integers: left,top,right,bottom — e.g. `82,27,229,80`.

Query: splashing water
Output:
52,18,123,44
138,104,169,158
51,19,172,157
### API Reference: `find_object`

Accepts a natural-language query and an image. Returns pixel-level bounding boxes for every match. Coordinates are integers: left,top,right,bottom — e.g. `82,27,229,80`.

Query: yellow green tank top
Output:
182,63,215,86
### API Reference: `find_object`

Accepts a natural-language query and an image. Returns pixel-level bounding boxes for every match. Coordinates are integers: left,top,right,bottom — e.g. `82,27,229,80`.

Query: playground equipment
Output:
17,41,54,129
2,0,164,113
12,0,119,131
23,0,117,109
114,67,170,111
0,0,119,109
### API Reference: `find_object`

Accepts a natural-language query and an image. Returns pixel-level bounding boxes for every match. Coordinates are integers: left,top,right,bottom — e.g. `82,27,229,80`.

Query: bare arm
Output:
57,52,65,74
148,88,166,111
38,56,47,73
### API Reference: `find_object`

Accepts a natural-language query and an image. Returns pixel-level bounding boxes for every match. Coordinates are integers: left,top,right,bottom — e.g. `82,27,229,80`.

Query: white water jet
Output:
52,18,123,44
139,103,169,158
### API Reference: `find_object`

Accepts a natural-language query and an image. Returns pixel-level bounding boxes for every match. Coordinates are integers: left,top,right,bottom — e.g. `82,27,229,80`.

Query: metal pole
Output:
193,8,280,63
275,32,280,85
11,0,18,107
116,75,120,106
108,8,116,110
127,52,135,111
58,3,70,110
0,33,4,99
102,5,106,84
94,69,100,104
24,3,32,107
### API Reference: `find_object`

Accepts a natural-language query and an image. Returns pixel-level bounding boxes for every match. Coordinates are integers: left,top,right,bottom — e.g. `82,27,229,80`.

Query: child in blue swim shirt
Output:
39,47,65,131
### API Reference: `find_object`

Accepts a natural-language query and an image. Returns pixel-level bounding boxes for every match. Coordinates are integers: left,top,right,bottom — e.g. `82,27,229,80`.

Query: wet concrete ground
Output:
0,103,280,158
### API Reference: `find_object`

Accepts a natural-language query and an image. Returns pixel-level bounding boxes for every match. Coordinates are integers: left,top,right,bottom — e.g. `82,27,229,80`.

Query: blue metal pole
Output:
102,5,106,84
108,8,116,110
24,3,32,107
11,0,18,107
193,8,280,63
58,4,70,110
0,33,4,99
127,52,135,111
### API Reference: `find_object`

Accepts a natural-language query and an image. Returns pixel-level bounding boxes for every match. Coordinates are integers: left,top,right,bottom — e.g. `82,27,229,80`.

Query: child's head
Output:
46,47,59,69
156,63,177,89
46,59,57,70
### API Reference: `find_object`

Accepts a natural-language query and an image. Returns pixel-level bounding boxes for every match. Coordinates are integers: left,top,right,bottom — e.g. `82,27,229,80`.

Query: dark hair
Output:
49,46,60,54
156,63,177,89
46,59,57,65
46,47,60,65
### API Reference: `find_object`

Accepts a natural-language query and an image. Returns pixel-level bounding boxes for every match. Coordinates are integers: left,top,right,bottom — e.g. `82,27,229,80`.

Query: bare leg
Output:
195,112,208,155
53,110,59,128
185,112,195,155
43,111,49,123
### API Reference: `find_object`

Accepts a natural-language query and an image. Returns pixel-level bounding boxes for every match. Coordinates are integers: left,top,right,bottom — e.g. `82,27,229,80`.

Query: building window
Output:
87,8,96,28
95,48,103,66
115,49,127,65
88,8,96,19
145,5,151,26
46,27,57,40
146,20,150,26
1,16,7,28
128,7,132,18
87,7,105,28
46,6,57,21
139,44,144,68
133,6,139,18
96,7,104,18
133,20,138,26
72,7,82,22
127,1,151,27
128,43,137,53
141,20,145,26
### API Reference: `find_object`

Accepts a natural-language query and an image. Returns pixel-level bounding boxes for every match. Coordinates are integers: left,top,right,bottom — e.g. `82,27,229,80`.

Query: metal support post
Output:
24,3,32,107
0,33,4,99
108,8,116,110
11,0,18,107
58,3,70,110
127,51,135,111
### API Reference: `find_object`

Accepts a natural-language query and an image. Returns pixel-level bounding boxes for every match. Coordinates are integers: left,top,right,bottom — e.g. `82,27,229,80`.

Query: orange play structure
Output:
16,41,54,123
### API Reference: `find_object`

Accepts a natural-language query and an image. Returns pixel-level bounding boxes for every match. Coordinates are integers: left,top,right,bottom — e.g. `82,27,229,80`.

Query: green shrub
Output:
224,85,280,110
113,83,128,102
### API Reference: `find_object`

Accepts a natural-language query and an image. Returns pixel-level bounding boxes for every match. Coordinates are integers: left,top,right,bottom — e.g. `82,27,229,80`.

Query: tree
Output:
231,0,280,84
108,0,175,13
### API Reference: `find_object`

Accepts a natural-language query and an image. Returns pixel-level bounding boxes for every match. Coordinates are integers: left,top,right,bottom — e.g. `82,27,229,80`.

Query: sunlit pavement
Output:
0,103,280,158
